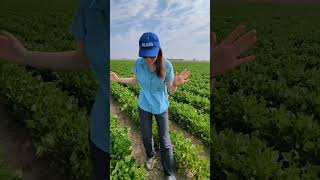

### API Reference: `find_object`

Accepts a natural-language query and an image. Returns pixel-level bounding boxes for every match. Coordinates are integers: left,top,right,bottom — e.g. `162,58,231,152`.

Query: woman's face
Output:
144,57,156,65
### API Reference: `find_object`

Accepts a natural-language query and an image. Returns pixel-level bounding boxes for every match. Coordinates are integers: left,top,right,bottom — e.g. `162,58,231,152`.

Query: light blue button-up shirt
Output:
70,0,109,153
132,57,174,114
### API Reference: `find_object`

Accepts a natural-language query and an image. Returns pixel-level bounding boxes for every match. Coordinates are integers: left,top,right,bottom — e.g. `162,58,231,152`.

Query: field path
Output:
0,98,65,180
110,98,209,180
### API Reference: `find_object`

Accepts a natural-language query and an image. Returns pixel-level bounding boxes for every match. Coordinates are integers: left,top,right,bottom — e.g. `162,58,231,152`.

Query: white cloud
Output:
110,0,210,60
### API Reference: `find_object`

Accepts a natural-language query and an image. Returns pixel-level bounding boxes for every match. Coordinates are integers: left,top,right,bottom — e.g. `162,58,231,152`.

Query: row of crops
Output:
110,113,146,179
110,60,211,179
0,62,90,179
211,1,320,179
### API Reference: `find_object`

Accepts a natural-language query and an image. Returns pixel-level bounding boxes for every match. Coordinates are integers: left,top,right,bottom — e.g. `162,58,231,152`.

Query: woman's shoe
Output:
146,156,155,170
165,175,177,180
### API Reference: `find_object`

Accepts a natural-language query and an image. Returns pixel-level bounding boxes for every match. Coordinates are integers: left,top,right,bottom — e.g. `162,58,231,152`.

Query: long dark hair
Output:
155,48,165,80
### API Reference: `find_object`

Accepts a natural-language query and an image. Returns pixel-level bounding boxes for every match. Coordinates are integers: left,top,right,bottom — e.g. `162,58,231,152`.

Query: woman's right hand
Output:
110,71,119,82
0,30,27,64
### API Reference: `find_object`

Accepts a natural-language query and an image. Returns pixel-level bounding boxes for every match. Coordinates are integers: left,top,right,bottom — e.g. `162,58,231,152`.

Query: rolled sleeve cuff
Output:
166,64,174,81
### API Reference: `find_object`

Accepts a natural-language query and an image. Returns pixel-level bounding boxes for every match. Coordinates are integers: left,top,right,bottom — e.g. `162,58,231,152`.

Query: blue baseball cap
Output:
139,32,160,57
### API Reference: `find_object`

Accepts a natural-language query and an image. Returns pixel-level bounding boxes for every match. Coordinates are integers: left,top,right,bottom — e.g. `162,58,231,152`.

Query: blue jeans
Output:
138,106,176,176
88,131,110,180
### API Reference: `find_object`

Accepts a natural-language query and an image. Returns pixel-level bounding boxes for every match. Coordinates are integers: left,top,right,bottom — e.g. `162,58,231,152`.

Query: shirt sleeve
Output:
70,3,86,40
131,59,138,75
165,60,174,81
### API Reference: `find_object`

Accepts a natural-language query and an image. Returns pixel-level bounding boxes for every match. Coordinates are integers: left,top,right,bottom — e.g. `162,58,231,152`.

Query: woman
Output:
0,0,109,179
110,32,190,180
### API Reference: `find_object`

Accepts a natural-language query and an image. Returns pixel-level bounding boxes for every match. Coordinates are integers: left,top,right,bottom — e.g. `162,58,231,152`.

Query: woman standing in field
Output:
110,32,190,180
0,0,109,179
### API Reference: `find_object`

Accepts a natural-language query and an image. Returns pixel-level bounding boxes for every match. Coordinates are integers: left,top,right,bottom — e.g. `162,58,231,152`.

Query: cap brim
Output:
139,47,159,57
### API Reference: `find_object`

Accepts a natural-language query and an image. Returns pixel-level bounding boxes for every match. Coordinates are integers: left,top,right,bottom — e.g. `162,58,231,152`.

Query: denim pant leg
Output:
138,106,156,158
88,130,109,180
154,110,175,176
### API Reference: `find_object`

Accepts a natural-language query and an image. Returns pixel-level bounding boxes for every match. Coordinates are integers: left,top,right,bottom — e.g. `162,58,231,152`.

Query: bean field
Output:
0,0,211,179
211,1,320,179
110,60,210,179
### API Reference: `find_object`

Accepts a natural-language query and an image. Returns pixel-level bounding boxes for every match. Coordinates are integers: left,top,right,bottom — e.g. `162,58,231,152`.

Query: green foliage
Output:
212,1,320,178
111,82,210,179
0,62,91,179
0,157,22,180
110,114,146,179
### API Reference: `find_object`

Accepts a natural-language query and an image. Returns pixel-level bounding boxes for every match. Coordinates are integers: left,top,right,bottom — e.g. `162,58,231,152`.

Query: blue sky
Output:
110,0,210,60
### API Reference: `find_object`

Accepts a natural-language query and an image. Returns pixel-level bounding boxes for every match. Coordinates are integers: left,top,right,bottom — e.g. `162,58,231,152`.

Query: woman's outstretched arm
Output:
0,31,90,72
110,71,137,84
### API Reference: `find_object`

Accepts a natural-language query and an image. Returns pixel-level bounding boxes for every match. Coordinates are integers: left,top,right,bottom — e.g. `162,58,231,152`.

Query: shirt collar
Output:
140,57,147,67
140,58,157,73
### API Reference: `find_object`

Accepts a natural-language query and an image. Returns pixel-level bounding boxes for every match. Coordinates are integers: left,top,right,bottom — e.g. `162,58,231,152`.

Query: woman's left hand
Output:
211,25,257,78
173,69,191,86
